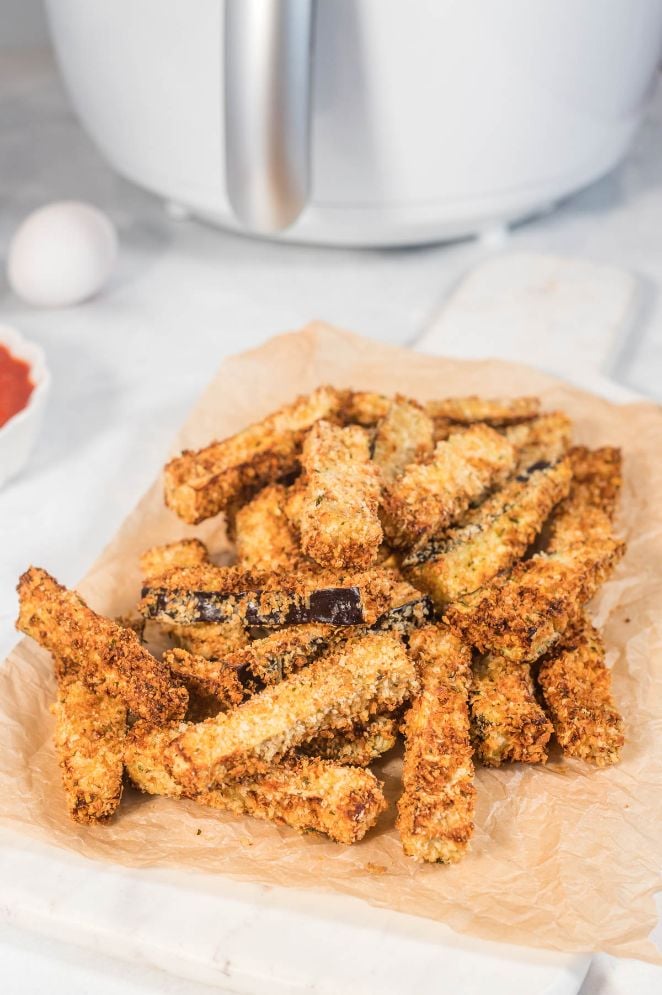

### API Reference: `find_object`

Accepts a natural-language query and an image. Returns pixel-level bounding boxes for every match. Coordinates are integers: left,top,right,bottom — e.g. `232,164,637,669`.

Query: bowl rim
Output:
0,323,51,438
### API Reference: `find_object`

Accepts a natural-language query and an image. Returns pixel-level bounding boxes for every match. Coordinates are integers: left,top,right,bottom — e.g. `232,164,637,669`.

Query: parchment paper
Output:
1,324,661,963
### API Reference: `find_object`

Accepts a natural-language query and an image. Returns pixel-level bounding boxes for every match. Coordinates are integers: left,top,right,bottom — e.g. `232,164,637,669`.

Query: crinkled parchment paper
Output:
1,324,661,962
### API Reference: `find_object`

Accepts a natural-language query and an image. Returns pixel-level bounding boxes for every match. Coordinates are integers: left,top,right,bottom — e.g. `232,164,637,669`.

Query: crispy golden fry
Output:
381,424,516,549
298,420,383,570
164,648,244,709
343,391,539,429
140,538,211,579
139,562,365,627
470,655,553,766
234,483,300,572
426,395,540,426
444,520,624,663
564,446,622,521
405,459,571,606
341,390,390,426
505,412,572,469
372,395,435,484
301,714,399,766
137,631,417,794
164,386,343,524
537,618,624,766
52,675,126,824
229,624,334,685
397,625,475,863
126,728,386,845
17,567,188,724
140,539,251,658
168,617,250,658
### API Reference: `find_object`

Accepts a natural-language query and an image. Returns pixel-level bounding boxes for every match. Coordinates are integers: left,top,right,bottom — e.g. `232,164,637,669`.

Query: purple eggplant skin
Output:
140,585,364,627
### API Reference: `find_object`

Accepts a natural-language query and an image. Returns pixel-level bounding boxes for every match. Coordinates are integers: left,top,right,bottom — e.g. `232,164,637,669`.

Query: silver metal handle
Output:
224,0,315,234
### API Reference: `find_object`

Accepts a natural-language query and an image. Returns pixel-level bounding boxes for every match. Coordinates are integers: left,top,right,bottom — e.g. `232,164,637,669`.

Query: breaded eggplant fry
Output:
372,395,435,484
341,390,390,426
164,648,244,709
168,617,250,658
17,567,188,724
234,483,300,572
425,395,540,426
301,714,399,767
343,392,539,430
470,655,553,766
404,459,571,606
381,424,516,549
230,624,334,685
139,563,365,626
140,542,251,657
397,625,475,863
505,412,572,469
126,729,386,845
299,420,383,570
564,446,622,521
140,538,211,579
164,386,343,524
141,631,417,794
139,563,418,629
52,676,126,824
537,618,624,766
444,524,624,663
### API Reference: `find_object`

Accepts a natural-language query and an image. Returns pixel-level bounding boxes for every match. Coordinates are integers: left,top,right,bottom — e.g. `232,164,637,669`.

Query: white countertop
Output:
1,49,661,995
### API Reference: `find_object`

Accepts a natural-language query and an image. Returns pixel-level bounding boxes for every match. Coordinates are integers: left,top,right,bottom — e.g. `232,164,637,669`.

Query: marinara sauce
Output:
0,345,34,428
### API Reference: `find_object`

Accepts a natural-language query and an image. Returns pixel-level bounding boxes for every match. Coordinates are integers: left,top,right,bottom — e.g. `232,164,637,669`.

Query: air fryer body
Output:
46,0,662,246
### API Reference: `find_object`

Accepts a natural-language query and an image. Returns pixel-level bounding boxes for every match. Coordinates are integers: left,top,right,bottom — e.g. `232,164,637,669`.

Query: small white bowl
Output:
0,324,50,489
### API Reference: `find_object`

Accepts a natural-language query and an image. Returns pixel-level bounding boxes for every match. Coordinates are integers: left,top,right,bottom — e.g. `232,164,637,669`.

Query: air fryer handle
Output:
224,0,315,234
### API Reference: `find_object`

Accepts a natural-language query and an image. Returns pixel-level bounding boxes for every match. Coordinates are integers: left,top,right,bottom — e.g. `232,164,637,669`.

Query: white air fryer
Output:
45,0,662,246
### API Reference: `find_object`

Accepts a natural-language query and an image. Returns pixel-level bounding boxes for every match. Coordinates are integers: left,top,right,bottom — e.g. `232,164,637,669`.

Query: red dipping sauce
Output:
0,344,34,428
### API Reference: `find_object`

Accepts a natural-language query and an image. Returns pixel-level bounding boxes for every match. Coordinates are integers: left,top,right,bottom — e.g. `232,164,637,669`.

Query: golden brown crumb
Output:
164,648,244,709
228,624,334,685
140,539,211,580
372,395,434,484
564,446,623,521
397,625,475,863
405,459,571,606
470,654,553,766
444,524,624,664
537,617,624,766
425,395,540,426
299,420,383,570
52,674,126,824
168,617,250,658
164,386,343,524
381,424,516,549
17,567,188,724
301,714,399,766
505,412,573,469
126,728,386,845
234,483,300,573
136,631,417,794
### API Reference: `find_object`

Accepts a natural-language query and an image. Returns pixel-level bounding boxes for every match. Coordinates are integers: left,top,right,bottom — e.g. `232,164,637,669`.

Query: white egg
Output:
7,201,118,308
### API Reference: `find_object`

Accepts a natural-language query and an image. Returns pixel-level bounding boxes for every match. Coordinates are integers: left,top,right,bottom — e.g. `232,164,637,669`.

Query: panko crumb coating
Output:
126,725,386,845
372,395,434,484
537,617,624,766
164,386,343,524
17,567,188,724
299,420,383,570
470,654,553,766
381,424,516,550
146,631,417,794
52,675,126,824
397,625,476,863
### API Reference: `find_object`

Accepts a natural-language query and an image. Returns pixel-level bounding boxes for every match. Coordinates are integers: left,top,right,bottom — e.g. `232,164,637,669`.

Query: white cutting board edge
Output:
3,250,647,995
